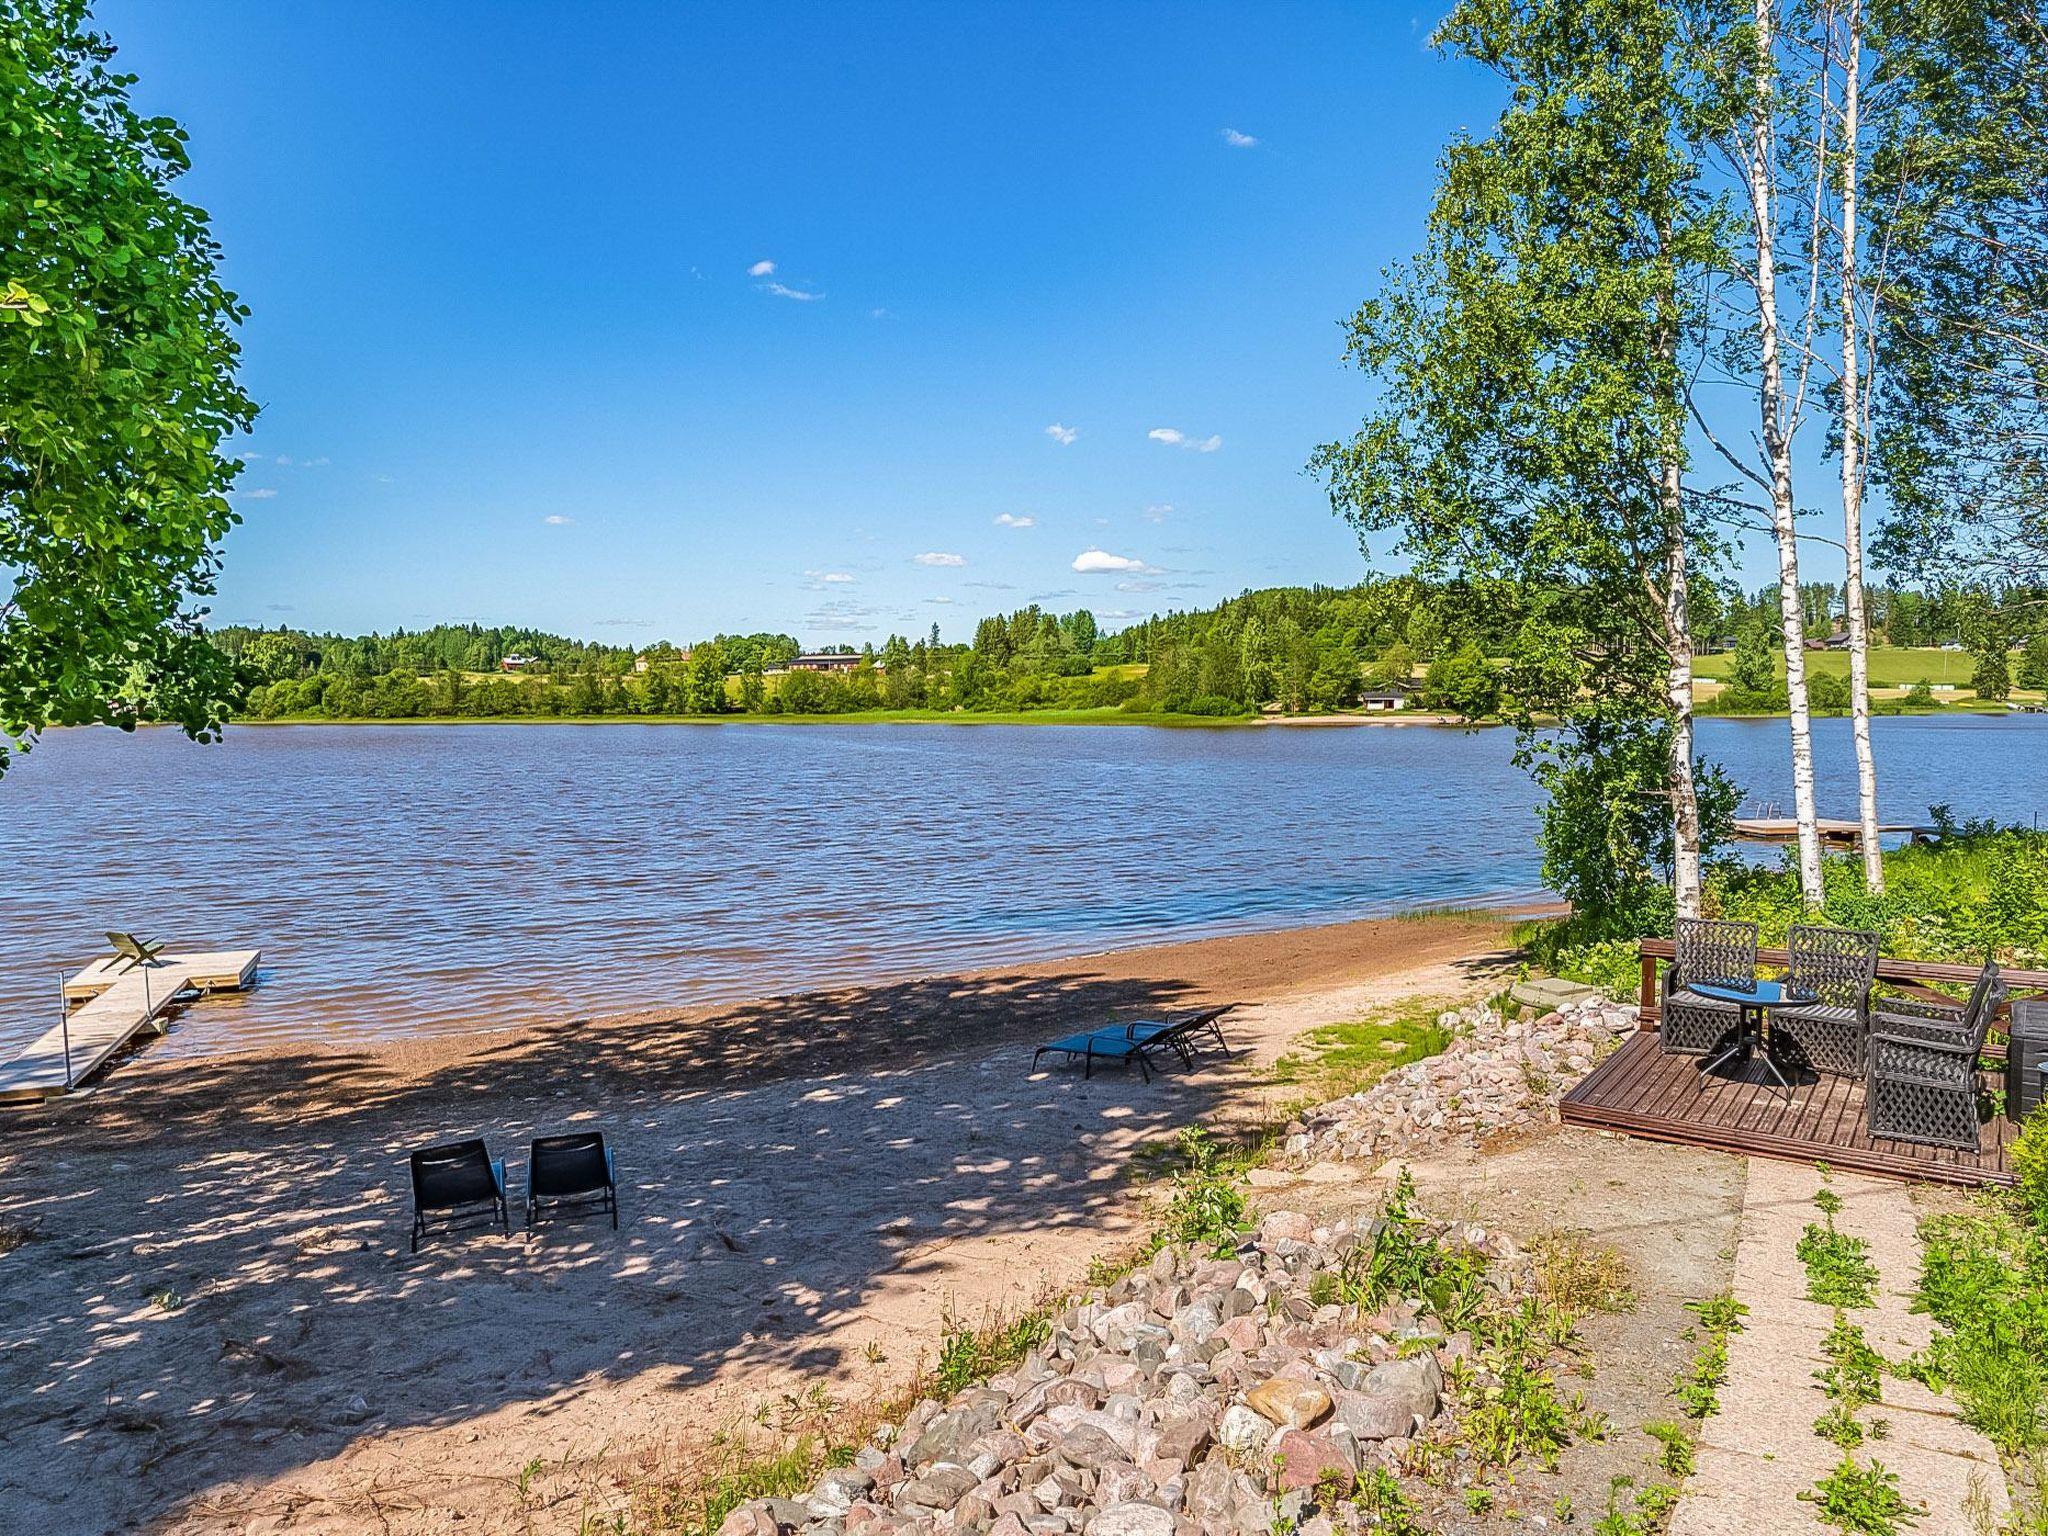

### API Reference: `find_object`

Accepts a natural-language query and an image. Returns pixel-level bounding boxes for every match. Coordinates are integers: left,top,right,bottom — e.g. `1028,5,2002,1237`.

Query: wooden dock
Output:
1732,816,1934,848
0,949,259,1104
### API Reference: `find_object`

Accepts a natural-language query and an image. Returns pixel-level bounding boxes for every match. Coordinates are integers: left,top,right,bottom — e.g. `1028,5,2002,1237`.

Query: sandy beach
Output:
0,911,1520,1536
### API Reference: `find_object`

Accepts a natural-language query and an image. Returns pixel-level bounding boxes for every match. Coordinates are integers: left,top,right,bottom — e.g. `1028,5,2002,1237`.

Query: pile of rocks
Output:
1287,998,1632,1167
717,1208,1530,1536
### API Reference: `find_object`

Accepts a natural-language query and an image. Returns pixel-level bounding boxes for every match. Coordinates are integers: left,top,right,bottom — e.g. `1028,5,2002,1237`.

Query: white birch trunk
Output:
1658,217,1703,918
1838,0,1885,892
1748,0,1825,904
1665,453,1703,917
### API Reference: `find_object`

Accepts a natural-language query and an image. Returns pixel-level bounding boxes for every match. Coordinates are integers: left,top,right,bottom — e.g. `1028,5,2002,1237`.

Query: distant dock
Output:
0,949,259,1103
1732,817,1935,849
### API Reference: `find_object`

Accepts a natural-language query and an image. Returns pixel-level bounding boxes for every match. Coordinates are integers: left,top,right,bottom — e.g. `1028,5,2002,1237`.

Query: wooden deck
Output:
1561,1029,2016,1188
0,949,260,1104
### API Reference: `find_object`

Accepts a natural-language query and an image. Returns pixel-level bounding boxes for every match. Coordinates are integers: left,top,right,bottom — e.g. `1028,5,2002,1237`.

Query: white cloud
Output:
748,259,777,276
926,596,955,605
914,551,967,567
994,513,1036,528
236,487,278,500
1044,423,1079,445
819,571,854,583
273,454,294,467
870,307,894,320
1221,128,1259,148
1116,579,1167,592
1148,427,1222,452
761,281,823,301
544,514,575,525
1143,502,1173,523
1072,548,1148,574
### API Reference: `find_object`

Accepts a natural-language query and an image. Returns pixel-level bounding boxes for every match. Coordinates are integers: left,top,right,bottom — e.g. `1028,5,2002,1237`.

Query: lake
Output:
4,714,2044,1061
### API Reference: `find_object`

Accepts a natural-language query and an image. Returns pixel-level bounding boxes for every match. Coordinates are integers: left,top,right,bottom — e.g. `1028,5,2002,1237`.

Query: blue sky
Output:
98,2,1806,648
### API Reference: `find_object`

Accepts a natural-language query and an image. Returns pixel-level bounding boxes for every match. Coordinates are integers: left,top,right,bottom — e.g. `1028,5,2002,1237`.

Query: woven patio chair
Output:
1768,924,1880,1078
1867,959,2004,1151
1660,917,1759,1057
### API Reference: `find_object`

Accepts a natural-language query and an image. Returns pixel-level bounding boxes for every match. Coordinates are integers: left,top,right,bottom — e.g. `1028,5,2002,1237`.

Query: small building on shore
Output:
1360,685,1414,712
787,652,863,673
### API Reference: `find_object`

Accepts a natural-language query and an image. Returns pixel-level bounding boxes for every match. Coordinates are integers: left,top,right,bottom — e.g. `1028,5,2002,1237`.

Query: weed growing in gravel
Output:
1593,1475,1681,1535
931,1309,1050,1398
1643,1418,1695,1476
1148,1126,1254,1256
1531,1228,1637,1317
1673,1292,1748,1419
1813,1312,1889,1450
1334,1167,1489,1327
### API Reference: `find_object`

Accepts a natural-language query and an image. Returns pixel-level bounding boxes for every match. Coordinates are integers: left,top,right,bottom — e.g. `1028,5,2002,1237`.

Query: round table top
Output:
1691,979,1817,1007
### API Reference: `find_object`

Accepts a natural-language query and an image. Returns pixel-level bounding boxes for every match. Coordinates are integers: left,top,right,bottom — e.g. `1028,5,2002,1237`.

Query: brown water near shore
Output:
0,911,1517,1536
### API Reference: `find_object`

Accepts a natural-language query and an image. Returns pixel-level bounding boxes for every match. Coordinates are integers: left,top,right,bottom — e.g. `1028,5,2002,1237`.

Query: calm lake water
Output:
4,715,2044,1061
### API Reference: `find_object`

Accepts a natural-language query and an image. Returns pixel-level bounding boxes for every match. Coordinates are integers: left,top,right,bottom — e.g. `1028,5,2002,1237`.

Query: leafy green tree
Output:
1870,0,2048,590
1964,594,2015,700
1,0,257,772
2018,631,2048,693
1731,615,1782,696
1315,0,1731,928
1366,643,1416,692
1424,643,1499,717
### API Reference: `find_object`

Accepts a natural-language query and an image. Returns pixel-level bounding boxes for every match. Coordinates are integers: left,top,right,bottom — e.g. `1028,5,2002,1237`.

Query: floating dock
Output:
1732,817,1934,848
0,949,259,1104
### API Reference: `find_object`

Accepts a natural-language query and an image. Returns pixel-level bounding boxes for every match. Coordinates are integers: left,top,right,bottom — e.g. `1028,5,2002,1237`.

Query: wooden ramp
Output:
0,949,259,1104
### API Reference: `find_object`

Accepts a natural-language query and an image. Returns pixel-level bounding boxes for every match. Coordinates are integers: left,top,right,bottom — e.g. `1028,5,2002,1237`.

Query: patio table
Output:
1690,979,1816,1098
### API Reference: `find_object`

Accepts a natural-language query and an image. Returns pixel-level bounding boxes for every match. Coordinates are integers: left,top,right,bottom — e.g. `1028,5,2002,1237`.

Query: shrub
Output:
2015,1108,2048,1227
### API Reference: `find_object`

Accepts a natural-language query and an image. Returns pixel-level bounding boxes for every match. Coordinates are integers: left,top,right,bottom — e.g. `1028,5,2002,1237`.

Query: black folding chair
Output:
525,1132,619,1235
408,1138,508,1252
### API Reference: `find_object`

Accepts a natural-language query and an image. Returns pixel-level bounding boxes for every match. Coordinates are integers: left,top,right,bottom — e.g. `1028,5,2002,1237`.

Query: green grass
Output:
1271,999,1454,1103
1692,645,2006,690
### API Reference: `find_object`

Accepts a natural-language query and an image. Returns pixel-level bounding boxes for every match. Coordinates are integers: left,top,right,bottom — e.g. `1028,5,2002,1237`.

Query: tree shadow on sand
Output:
0,961,1476,1532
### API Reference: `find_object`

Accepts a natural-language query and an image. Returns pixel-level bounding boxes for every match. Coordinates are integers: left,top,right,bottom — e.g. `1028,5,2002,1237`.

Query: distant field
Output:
1693,645,1988,688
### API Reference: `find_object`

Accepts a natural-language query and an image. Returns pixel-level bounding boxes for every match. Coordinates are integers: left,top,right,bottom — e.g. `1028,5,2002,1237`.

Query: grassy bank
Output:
1538,823,2048,997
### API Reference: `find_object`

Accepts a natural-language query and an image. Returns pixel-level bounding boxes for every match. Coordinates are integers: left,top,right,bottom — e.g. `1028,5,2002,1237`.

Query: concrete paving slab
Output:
1669,1158,2010,1536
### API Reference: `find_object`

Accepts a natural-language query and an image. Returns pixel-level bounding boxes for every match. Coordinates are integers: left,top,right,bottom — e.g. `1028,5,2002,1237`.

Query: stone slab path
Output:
1671,1158,2009,1536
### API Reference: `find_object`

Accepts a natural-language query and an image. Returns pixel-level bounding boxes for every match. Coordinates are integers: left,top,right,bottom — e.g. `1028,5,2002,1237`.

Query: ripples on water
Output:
3,715,2042,1060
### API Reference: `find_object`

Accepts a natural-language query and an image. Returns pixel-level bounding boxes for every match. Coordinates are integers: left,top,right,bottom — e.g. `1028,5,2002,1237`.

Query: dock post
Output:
58,971,73,1090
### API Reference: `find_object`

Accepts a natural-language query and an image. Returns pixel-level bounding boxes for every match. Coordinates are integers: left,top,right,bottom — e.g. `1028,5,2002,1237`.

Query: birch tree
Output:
1744,0,1826,903
1870,0,2048,589
1317,0,1735,931
1832,0,1885,890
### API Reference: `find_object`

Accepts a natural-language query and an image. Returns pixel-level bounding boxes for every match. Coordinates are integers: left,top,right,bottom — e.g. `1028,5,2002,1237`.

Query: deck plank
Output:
1561,1031,2013,1190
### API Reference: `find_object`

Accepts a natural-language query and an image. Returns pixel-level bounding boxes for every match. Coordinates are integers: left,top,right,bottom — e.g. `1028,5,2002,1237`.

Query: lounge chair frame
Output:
409,1138,509,1252
1769,924,1881,1078
1031,1005,1235,1082
525,1132,619,1234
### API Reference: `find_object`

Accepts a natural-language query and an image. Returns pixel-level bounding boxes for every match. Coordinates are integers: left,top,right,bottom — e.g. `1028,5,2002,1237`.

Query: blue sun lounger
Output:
1031,1005,1237,1082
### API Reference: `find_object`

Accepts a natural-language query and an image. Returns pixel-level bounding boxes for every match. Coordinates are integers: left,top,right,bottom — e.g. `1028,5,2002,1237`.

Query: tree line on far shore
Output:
210,572,2046,723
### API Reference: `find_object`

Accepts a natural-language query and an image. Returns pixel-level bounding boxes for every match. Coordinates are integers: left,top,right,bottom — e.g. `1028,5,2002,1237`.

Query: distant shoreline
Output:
215,702,2028,730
